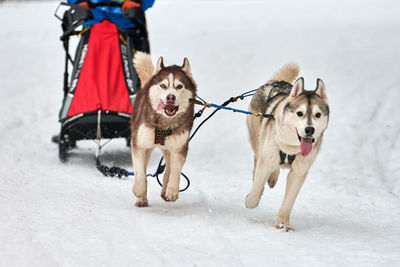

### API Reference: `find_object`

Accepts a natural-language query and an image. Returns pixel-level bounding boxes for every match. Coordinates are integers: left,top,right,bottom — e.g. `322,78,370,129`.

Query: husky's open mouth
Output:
297,132,315,157
157,100,179,117
164,104,179,116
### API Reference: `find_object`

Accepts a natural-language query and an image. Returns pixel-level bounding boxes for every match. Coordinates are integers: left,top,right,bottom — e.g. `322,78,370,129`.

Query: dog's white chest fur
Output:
136,124,189,151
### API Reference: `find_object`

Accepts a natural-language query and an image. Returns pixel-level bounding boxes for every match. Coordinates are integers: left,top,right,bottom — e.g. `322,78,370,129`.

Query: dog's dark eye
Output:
315,112,321,118
296,111,304,117
160,83,167,89
176,84,183,89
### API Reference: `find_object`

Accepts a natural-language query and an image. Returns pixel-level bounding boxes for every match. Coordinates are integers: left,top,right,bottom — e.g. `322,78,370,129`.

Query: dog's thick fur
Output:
130,52,197,207
246,63,329,231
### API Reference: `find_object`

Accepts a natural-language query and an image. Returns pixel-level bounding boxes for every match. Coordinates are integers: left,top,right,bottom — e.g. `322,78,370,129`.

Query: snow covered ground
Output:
1,0,400,266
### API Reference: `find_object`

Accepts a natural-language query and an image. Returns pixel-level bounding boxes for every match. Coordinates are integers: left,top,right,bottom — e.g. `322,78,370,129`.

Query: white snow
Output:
1,0,400,266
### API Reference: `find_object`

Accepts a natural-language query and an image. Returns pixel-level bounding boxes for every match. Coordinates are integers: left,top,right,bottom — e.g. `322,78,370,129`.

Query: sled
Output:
54,1,149,161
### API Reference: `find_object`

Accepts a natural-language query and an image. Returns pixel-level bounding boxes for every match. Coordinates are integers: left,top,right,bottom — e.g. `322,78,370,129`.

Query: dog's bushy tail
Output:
134,52,154,87
270,62,300,83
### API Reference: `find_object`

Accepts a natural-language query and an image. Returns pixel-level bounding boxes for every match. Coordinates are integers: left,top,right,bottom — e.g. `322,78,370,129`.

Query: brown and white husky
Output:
246,63,329,231
130,52,197,207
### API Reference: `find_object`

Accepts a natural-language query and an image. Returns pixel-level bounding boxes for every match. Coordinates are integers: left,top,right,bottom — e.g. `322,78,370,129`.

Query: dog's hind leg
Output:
132,148,152,207
160,150,171,201
268,168,280,188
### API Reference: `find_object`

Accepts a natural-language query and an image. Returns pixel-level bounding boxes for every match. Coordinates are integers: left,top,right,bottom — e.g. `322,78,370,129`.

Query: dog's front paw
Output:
245,193,260,209
165,186,179,202
133,183,148,207
274,216,294,232
135,198,149,208
160,191,168,202
274,222,295,232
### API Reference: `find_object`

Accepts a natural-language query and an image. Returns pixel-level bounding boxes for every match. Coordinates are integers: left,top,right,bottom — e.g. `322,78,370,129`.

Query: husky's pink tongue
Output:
300,137,313,157
157,100,167,111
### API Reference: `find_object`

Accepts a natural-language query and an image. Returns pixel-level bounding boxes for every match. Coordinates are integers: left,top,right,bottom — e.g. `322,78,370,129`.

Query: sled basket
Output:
55,3,149,161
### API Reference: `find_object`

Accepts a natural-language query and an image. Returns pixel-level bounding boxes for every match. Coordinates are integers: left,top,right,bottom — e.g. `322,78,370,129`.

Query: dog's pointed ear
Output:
153,56,165,75
290,77,304,98
181,58,192,78
315,79,328,102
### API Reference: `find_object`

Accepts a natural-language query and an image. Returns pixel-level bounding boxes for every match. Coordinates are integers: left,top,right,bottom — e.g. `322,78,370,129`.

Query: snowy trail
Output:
1,0,400,266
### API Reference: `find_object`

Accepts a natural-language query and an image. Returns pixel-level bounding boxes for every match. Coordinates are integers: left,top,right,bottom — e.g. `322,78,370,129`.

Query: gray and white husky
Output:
246,63,329,231
130,52,197,207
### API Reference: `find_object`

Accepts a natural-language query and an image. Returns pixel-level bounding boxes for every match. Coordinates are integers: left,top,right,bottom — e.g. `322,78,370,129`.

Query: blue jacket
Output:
68,0,155,29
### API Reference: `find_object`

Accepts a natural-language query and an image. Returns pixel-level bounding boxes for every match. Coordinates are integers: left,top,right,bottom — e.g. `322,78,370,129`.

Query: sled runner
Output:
54,0,152,161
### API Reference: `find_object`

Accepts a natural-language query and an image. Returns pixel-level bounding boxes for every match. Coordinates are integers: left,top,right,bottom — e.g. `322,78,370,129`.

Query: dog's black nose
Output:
166,94,176,103
305,126,315,136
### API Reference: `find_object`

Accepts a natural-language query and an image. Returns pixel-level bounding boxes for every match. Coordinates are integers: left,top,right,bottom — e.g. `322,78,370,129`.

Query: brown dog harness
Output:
154,127,172,145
